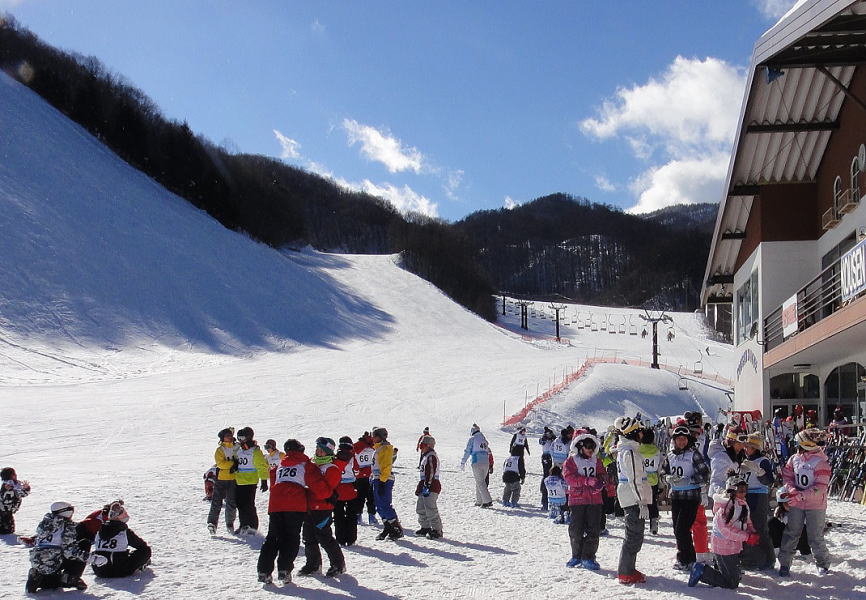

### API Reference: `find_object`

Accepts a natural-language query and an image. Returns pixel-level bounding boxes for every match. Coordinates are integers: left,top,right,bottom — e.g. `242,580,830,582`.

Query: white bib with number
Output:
514,433,526,447
551,439,569,463
341,460,356,484
571,455,597,478
356,447,375,468
94,530,128,553
504,456,521,473
792,455,818,490
275,463,306,486
643,454,659,474
236,447,256,472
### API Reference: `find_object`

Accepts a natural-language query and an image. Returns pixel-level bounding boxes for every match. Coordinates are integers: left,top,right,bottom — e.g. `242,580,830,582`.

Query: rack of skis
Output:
826,428,866,504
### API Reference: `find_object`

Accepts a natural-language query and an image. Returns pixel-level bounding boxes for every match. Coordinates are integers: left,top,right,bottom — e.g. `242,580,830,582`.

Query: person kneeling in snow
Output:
26,502,89,593
0,466,31,534
92,501,152,578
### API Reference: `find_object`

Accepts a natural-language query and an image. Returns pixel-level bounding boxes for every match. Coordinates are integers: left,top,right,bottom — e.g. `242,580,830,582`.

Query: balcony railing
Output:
838,186,860,214
763,259,843,352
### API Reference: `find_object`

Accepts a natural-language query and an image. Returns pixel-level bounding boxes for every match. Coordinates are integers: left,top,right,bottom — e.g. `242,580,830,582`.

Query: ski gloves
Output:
260,480,268,492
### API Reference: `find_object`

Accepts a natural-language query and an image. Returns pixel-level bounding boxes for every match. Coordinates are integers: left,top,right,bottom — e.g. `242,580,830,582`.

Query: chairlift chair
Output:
678,378,688,391
618,316,626,334
694,353,704,375
600,317,607,331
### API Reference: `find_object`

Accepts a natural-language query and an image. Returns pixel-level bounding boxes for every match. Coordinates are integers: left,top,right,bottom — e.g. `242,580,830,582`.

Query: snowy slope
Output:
1,71,864,599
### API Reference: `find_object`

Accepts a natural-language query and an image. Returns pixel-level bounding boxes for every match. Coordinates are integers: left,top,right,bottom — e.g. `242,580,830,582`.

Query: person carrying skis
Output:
501,446,526,507
0,466,30,534
509,427,531,457
777,428,832,577
415,435,443,539
207,427,238,535
91,501,151,578
264,439,285,471
539,427,556,510
26,502,89,593
738,431,776,570
638,428,661,535
688,473,760,589
234,426,270,535
371,427,405,539
352,432,378,525
613,416,652,585
300,437,351,577
563,432,606,570
333,437,360,547
460,424,493,508
256,439,330,585
660,425,710,572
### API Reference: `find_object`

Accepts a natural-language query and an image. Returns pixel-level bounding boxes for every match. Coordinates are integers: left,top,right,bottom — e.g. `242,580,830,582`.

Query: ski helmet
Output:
218,427,235,440
795,428,826,451
372,427,389,440
470,424,480,434
725,428,748,444
671,425,692,440
315,437,336,455
50,501,74,518
236,427,254,443
283,439,305,454
746,432,764,449
614,416,641,436
107,501,129,523
725,472,748,492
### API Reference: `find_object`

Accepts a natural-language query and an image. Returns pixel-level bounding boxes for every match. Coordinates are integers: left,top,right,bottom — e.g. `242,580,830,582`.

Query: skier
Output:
638,428,661,535
777,428,832,577
613,416,652,585
550,427,573,469
256,439,330,585
544,465,568,522
264,439,285,471
25,502,89,593
202,466,217,501
415,435,443,539
352,432,378,525
234,426,269,535
539,427,556,510
371,427,404,539
299,437,351,577
0,466,31,534
509,426,531,457
660,425,709,571
207,427,238,535
91,501,151,578
333,437,359,547
688,473,760,589
708,428,746,500
738,432,776,570
501,446,525,507
562,432,606,570
460,424,493,508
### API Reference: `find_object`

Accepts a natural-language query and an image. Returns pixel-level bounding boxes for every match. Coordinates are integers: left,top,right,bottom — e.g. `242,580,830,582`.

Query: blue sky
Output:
1,0,801,220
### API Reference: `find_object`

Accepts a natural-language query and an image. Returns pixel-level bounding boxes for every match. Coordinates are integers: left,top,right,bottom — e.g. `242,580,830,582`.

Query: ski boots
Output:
566,557,581,568
277,570,291,584
325,564,345,577
426,530,442,539
207,523,216,535
650,517,659,535
298,564,321,576
415,527,431,536
688,563,705,587
258,572,273,585
581,559,600,570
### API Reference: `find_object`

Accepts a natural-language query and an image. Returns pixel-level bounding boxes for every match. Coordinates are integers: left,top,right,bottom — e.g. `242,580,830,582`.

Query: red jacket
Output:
335,453,359,502
267,451,330,513
352,439,375,478
306,458,348,511
78,509,107,541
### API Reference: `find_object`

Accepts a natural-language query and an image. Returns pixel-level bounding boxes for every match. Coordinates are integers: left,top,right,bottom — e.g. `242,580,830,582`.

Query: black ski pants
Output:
0,509,14,534
333,499,359,545
302,510,344,570
352,478,376,516
257,511,304,575
671,497,700,565
92,547,152,578
540,454,552,508
235,483,259,531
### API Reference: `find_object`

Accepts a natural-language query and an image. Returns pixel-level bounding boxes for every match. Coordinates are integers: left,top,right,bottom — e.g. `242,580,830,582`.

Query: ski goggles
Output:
726,431,749,443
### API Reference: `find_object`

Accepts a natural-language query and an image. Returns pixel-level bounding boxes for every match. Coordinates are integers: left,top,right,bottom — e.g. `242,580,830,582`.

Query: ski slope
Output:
1,71,864,599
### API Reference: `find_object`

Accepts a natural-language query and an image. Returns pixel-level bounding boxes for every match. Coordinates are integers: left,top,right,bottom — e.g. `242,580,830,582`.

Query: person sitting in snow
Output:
544,465,568,523
501,446,526,507
0,466,31,534
26,502,89,593
92,501,152,578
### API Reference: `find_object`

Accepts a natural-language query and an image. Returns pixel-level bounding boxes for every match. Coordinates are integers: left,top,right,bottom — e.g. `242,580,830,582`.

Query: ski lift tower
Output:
640,309,672,369
516,299,532,330
549,303,568,341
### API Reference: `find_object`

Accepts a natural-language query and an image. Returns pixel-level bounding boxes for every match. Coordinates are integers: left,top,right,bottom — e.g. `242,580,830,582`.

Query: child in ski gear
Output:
660,425,710,571
416,427,430,453
352,432,378,525
300,437,351,577
92,501,151,578
208,427,238,534
544,466,568,522
509,427,531,457
460,424,493,507
777,428,832,576
501,446,525,506
257,439,331,585
614,416,651,585
26,502,89,593
234,426,270,535
685,416,711,562
688,473,759,589
600,427,619,531
415,435,443,538
539,427,556,510
0,466,30,534
638,429,661,535
738,432,776,570
707,428,745,500
333,437,360,546
563,433,606,569
550,427,572,469
769,489,811,555
264,439,285,470
203,465,217,501
371,427,404,539
486,447,494,486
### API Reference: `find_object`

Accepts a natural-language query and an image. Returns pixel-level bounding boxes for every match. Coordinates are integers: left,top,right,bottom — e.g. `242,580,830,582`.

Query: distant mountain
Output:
454,194,716,310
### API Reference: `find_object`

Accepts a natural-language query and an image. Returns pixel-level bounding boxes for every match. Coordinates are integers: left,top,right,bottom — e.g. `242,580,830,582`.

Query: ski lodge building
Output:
702,0,866,426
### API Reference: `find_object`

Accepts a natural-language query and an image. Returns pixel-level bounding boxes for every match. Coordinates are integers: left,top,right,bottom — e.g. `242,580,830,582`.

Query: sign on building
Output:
781,294,798,338
841,238,866,302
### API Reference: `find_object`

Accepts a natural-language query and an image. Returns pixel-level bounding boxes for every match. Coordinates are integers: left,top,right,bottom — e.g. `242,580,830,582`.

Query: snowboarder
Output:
688,473,760,589
25,502,89,593
352,432,378,525
509,426,531,457
501,446,525,507
415,435,443,539
207,427,238,535
91,501,151,578
460,424,493,508
234,426,269,535
777,428,832,577
613,416,652,585
544,465,568,522
264,439,285,471
371,427,404,539
256,439,330,585
563,433,606,569
660,425,709,571
0,466,30,534
333,436,359,546
638,428,661,535
738,432,776,570
539,427,556,510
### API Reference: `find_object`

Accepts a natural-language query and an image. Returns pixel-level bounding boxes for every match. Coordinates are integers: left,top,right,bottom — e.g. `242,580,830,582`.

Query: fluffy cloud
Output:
580,56,746,212
343,119,424,174
504,196,520,210
273,129,301,160
443,169,464,201
752,0,802,20
594,175,616,193
356,180,438,217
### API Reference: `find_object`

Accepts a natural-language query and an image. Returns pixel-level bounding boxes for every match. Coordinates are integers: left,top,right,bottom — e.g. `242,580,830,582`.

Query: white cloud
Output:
311,18,325,34
272,129,301,160
594,174,616,193
357,180,438,217
504,196,519,210
342,118,424,174
580,56,746,212
443,169,464,200
752,0,801,19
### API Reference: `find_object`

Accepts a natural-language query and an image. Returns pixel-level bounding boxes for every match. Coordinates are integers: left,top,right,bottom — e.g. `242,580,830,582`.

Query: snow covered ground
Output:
1,71,865,599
